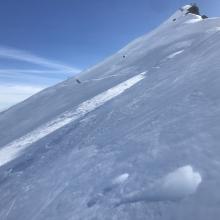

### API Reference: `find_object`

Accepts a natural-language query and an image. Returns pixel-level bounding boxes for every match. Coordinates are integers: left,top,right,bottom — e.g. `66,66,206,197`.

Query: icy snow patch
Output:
0,72,146,167
167,50,184,59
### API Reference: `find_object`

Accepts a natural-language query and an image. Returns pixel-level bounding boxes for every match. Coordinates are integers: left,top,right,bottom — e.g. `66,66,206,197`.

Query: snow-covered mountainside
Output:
1,5,220,220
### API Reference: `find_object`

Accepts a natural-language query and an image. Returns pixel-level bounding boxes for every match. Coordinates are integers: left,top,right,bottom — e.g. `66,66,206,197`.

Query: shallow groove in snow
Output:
167,50,184,59
0,72,146,167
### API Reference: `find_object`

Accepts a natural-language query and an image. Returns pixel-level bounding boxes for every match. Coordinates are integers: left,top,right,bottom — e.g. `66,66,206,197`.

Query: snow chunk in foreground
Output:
112,173,129,185
117,165,202,206
160,165,202,200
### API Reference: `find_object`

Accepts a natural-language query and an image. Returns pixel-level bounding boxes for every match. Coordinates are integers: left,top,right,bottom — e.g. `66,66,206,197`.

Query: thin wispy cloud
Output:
0,69,70,74
0,68,73,79
0,46,80,73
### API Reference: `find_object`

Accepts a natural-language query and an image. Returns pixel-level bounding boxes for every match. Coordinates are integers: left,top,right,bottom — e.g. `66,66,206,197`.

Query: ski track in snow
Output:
167,50,184,59
185,18,202,24
87,173,130,208
0,72,146,167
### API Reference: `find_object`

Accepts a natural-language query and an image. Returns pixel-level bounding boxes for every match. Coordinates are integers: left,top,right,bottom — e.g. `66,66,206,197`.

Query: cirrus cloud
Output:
0,46,81,111
0,46,80,73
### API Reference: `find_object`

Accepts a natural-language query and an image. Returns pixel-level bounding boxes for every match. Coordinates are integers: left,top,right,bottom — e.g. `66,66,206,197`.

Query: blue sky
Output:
0,0,219,110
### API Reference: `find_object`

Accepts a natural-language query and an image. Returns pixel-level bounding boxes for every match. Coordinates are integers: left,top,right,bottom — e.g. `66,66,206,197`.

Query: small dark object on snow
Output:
173,18,176,22
186,3,200,16
202,15,208,19
76,79,81,84
123,55,126,58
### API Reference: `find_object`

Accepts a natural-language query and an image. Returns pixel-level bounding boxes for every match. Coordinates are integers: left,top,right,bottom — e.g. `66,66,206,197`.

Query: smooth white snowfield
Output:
0,72,146,167
1,5,220,220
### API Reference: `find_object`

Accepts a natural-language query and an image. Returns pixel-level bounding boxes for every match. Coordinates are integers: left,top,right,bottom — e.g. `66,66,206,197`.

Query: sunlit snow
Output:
0,5,220,220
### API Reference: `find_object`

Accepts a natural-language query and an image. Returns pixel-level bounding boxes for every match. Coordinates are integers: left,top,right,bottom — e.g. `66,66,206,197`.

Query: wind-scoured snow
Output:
0,72,146,167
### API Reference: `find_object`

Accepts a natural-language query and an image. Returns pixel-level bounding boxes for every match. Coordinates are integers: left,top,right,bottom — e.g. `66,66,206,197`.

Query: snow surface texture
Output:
1,5,220,220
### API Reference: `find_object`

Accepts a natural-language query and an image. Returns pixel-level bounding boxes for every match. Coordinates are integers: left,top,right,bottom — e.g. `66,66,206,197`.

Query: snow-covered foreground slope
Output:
1,6,220,220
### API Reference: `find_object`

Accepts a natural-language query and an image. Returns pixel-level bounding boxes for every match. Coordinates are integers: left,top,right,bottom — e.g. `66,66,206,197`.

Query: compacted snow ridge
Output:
0,72,146,167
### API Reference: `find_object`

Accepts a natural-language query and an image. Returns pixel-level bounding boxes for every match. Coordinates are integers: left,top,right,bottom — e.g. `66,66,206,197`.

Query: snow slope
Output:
1,6,220,220
0,72,146,167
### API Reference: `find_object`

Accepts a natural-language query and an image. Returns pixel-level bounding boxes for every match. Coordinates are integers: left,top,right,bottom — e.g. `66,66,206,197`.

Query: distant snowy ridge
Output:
0,72,146,167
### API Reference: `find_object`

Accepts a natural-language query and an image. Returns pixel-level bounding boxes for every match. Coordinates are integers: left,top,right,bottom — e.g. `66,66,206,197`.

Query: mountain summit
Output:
166,4,208,23
0,5,220,220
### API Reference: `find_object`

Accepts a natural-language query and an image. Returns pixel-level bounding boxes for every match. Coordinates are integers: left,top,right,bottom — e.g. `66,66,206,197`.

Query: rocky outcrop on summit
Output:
186,4,200,16
185,3,208,19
